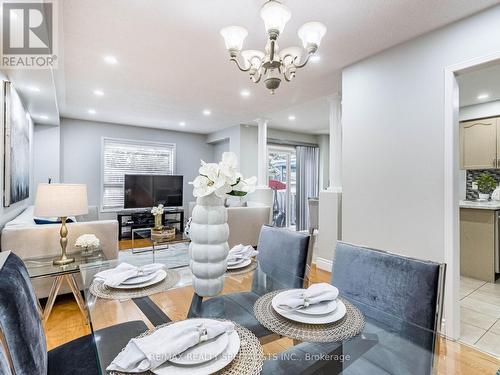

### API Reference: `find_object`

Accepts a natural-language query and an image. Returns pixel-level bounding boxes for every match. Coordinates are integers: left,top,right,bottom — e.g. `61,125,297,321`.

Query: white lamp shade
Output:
260,0,291,34
34,183,88,218
241,50,265,69
220,26,248,51
298,21,327,48
279,46,303,66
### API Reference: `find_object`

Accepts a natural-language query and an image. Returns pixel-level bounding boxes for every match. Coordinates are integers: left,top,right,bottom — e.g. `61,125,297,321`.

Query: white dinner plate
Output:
272,289,337,316
170,332,229,365
227,258,251,270
121,271,161,285
272,295,346,324
111,270,166,289
153,319,240,375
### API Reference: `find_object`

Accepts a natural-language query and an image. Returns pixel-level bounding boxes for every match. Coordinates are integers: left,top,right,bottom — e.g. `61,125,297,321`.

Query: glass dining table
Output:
79,256,441,375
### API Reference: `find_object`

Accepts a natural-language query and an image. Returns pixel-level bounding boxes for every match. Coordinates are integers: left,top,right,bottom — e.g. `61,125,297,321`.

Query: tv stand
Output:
117,208,184,240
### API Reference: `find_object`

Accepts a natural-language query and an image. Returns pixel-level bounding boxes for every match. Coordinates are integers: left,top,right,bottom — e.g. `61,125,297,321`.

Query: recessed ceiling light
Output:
288,115,296,121
93,89,104,96
39,115,48,120
203,109,211,116
477,93,490,100
179,121,186,126
240,90,251,97
310,55,321,63
28,86,40,93
103,55,118,65
88,109,96,115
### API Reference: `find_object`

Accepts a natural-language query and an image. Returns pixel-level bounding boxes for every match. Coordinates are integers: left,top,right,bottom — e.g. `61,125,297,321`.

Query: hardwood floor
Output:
43,249,500,374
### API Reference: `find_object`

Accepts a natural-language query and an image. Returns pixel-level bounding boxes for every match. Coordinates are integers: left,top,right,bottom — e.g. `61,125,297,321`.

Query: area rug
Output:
119,242,190,269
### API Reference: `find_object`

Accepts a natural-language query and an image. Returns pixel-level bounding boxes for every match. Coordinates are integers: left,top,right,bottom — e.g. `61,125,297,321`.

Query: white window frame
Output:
100,137,177,213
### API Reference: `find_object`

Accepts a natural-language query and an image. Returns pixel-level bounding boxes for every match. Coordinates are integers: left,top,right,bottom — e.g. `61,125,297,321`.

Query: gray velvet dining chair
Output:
189,225,310,338
0,251,148,375
262,241,445,375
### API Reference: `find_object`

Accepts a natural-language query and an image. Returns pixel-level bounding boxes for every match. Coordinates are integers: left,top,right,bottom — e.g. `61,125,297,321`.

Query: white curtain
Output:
295,146,319,231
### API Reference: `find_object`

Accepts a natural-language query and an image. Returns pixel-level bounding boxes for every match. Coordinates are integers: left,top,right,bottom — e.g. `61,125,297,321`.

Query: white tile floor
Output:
459,276,500,358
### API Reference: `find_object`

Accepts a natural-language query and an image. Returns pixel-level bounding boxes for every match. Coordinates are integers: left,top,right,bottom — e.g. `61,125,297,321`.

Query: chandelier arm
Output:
293,53,313,69
283,69,295,82
230,57,251,72
252,70,262,84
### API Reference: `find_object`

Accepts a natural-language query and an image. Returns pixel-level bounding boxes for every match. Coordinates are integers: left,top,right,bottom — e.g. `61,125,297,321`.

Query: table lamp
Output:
34,183,88,265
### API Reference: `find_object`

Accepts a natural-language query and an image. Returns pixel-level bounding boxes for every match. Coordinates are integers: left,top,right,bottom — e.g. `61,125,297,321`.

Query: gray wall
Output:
0,73,34,230
34,125,60,187
212,139,230,161
60,118,213,217
342,5,500,262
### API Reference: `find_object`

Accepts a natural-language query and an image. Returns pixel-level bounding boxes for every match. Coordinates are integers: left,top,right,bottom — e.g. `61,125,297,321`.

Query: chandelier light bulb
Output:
298,21,327,52
260,0,291,36
220,26,248,54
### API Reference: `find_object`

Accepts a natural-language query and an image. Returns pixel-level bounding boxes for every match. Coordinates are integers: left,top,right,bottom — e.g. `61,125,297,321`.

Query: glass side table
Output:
24,250,106,324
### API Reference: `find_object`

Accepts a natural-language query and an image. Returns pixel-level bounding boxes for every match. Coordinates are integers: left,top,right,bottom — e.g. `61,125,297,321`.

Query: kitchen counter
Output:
459,200,500,210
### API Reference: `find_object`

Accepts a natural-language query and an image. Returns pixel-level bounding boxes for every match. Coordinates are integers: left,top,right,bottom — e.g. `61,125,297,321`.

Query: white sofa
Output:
188,202,271,248
1,205,119,298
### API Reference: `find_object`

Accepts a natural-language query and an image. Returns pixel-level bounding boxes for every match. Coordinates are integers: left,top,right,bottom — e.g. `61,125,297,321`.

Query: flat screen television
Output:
124,174,183,209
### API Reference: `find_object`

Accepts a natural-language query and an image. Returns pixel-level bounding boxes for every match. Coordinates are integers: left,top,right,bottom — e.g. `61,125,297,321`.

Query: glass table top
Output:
132,227,190,246
24,250,105,279
79,255,442,375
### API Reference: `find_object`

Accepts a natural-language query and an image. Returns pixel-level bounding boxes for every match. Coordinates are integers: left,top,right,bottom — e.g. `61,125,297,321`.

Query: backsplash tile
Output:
466,169,500,200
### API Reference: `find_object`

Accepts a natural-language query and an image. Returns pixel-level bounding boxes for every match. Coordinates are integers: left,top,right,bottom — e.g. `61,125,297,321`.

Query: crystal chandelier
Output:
220,0,326,94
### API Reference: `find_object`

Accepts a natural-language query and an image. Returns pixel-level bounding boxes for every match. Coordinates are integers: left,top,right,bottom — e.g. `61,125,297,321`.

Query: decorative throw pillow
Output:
34,217,76,225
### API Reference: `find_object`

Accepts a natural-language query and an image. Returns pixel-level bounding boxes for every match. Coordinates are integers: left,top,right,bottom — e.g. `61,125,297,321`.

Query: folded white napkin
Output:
277,283,339,311
227,244,258,264
107,320,235,372
94,263,164,287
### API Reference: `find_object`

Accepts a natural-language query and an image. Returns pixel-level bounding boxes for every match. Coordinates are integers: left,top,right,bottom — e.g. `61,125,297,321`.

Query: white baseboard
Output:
314,257,333,272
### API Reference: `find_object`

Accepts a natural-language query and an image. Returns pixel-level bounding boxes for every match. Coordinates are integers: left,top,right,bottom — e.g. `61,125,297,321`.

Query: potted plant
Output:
151,204,164,231
75,234,100,257
476,172,497,201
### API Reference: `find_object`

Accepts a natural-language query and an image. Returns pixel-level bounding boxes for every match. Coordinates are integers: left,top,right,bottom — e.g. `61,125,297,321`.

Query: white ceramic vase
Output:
478,193,490,201
188,193,229,297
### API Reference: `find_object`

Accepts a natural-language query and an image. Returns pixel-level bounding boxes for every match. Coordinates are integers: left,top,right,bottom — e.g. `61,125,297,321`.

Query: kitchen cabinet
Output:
460,117,498,170
460,207,498,283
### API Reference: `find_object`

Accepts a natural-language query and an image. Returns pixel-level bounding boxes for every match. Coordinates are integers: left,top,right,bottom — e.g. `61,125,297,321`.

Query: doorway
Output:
451,60,500,357
268,146,297,229
444,52,500,343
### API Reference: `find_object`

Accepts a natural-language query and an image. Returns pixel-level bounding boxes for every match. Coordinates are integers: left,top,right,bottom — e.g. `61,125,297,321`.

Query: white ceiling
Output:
48,0,498,134
458,63,500,107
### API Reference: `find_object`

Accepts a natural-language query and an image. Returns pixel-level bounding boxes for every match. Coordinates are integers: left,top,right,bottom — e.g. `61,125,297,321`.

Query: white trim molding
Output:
314,257,333,272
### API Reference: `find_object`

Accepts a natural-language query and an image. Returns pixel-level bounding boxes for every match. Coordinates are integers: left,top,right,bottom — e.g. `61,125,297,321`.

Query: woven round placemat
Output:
89,269,180,300
254,290,365,343
225,260,257,276
108,320,263,375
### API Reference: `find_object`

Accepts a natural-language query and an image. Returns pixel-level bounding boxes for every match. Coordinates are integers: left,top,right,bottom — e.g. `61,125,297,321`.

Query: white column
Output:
257,118,268,187
317,93,342,271
328,93,342,192
246,118,273,216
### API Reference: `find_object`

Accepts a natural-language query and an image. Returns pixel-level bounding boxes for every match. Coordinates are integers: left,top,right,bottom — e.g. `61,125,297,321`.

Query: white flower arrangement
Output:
190,152,257,198
151,204,165,216
75,234,100,249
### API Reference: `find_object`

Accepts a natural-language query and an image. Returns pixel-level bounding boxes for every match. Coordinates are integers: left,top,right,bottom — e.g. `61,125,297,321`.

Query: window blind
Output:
102,138,176,210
